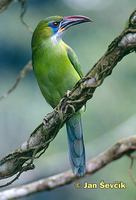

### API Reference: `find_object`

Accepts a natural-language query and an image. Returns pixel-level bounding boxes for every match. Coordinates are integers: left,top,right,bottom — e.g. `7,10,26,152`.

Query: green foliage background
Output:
0,0,136,199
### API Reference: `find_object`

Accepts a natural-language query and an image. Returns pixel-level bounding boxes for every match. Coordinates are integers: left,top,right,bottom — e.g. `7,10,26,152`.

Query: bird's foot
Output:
66,90,71,98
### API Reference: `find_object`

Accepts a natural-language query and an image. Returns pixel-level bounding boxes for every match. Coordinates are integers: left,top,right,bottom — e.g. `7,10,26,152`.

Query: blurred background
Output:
0,0,136,199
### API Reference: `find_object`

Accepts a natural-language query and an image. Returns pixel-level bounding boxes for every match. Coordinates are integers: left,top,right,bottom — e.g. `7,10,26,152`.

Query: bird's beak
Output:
58,15,93,33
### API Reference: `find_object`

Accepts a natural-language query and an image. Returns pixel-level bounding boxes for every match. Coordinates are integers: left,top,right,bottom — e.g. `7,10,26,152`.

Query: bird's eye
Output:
50,21,59,28
53,22,59,27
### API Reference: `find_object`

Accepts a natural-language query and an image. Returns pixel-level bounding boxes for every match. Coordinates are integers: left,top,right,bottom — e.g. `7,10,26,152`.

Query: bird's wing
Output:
66,46,83,78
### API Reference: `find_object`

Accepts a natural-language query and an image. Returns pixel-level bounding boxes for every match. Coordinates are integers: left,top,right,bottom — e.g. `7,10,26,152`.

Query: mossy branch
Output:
0,9,136,188
0,136,136,199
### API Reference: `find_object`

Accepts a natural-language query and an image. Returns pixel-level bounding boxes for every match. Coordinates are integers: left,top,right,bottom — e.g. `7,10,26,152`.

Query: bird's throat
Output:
51,33,60,44
50,31,65,45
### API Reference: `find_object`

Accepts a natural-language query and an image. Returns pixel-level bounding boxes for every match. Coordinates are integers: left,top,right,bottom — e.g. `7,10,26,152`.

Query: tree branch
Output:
0,136,136,199
0,8,136,188
0,61,32,101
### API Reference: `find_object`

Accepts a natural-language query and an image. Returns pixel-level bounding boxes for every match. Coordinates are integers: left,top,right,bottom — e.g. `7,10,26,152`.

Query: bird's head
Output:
32,15,93,47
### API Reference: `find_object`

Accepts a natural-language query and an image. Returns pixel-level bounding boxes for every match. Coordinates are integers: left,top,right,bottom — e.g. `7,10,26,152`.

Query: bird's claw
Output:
66,90,71,98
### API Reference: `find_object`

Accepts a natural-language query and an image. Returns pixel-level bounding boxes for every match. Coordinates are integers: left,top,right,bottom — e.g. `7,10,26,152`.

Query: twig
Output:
128,155,136,186
0,0,33,33
19,0,33,33
0,61,32,101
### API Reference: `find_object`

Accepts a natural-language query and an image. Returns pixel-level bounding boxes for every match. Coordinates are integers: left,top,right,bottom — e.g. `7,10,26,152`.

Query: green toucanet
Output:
31,15,93,176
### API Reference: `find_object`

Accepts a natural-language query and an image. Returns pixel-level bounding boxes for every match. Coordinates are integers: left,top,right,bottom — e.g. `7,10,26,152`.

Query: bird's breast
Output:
33,42,80,108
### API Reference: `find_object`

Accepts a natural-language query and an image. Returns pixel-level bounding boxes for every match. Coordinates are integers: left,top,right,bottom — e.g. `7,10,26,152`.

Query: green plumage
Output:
32,15,92,176
32,17,83,108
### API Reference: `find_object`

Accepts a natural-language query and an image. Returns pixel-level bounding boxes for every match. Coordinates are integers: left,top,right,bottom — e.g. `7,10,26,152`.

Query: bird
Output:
31,15,93,176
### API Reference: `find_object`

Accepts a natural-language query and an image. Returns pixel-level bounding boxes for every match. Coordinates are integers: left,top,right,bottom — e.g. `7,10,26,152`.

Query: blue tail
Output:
66,114,86,176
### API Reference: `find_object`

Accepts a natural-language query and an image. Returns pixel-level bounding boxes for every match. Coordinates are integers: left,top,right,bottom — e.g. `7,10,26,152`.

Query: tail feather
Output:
66,114,86,176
